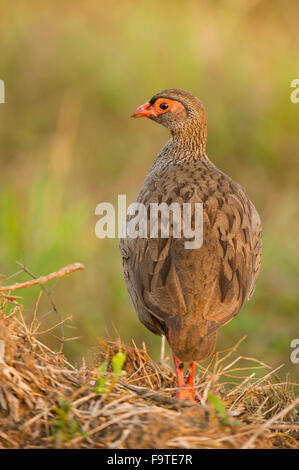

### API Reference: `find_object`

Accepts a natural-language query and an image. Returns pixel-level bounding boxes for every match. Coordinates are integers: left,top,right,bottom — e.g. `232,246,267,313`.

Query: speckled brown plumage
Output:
120,89,262,377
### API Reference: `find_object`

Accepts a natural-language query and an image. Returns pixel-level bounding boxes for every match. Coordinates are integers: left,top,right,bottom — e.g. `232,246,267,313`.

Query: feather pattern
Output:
120,89,262,363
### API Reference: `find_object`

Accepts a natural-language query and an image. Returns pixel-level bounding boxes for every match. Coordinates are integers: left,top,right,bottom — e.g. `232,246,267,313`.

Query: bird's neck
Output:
168,125,208,162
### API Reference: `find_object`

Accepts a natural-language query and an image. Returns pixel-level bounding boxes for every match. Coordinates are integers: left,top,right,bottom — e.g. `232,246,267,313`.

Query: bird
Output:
119,89,262,402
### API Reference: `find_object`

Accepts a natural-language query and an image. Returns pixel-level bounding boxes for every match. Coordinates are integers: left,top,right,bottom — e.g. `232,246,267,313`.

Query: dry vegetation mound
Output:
0,299,298,449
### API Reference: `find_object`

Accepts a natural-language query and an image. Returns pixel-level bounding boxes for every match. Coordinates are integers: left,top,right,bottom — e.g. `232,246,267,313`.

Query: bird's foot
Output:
175,388,198,403
173,360,200,404
168,335,200,404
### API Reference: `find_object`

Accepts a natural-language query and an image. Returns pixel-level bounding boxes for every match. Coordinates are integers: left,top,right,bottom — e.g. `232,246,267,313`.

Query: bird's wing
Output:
120,163,262,360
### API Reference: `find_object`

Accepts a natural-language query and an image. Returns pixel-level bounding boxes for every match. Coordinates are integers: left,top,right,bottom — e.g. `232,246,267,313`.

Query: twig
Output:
3,262,84,353
160,335,166,363
0,263,85,291
118,381,199,408
242,396,299,449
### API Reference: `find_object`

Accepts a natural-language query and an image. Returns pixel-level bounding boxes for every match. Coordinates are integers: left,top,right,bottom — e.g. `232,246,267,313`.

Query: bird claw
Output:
175,388,200,404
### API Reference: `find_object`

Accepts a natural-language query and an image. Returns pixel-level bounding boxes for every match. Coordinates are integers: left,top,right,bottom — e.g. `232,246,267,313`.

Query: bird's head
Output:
131,89,207,137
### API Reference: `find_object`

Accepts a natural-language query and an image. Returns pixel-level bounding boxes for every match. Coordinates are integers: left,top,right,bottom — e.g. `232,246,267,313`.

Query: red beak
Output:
131,100,156,118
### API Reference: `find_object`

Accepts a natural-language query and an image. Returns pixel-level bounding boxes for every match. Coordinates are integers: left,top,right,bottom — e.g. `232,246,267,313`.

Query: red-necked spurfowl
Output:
119,89,262,402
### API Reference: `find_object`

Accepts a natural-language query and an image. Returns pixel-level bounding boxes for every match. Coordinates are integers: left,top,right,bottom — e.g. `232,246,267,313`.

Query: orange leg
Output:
186,362,195,387
172,354,197,402
168,332,198,403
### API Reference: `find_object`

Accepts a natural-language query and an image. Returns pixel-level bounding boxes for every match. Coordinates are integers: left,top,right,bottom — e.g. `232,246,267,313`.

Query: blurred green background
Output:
0,0,298,379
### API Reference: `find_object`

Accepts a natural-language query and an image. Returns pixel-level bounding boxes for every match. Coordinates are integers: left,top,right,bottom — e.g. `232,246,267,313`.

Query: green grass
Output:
0,0,298,380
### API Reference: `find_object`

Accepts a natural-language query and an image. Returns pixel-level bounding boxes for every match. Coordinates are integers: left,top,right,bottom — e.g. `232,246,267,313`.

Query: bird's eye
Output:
159,102,169,110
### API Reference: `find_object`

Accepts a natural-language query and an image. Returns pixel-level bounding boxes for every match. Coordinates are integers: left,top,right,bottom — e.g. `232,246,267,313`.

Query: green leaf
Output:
69,418,79,434
58,397,71,414
208,392,229,423
95,360,108,394
111,351,126,377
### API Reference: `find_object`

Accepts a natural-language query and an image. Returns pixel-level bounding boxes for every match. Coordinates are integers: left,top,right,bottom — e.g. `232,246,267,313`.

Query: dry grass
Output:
0,298,298,449
0,263,298,449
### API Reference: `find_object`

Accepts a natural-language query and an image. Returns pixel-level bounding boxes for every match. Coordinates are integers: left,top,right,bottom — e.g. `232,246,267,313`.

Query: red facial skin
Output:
131,98,185,119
